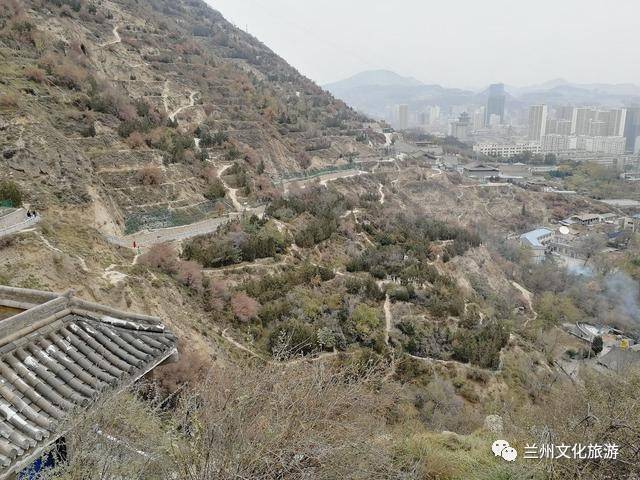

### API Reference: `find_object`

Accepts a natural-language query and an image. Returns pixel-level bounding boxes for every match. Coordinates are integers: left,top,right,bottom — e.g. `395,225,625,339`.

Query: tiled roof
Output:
0,287,177,478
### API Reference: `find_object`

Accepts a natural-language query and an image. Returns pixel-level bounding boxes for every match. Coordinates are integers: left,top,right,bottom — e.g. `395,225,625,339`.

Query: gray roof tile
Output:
0,306,176,478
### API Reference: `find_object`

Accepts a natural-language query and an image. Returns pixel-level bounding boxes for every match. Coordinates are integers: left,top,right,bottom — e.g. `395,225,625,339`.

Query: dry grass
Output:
42,363,408,480
0,92,19,109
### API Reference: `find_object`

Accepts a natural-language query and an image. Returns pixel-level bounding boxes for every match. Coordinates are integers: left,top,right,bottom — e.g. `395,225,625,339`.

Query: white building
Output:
541,134,577,152
577,135,626,155
541,134,626,155
473,142,542,158
529,105,548,141
397,104,409,130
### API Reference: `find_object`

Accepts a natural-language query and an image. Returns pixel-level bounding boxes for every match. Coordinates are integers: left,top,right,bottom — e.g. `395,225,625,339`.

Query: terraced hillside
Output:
0,0,378,236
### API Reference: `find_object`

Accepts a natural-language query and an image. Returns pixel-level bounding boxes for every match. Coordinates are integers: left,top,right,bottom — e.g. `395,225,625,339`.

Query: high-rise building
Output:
396,104,409,130
607,108,627,136
528,105,548,141
556,106,577,133
485,83,505,126
556,120,573,135
546,118,558,135
450,112,471,140
472,107,486,130
557,106,576,122
589,121,609,137
575,107,596,135
623,107,640,153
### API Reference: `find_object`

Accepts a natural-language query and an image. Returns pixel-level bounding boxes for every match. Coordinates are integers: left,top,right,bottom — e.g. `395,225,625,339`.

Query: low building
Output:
621,214,640,232
519,228,554,261
463,164,501,180
571,214,604,226
0,286,178,479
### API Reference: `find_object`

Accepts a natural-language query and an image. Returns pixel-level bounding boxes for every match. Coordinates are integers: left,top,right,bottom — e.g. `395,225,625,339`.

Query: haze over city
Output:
207,0,640,88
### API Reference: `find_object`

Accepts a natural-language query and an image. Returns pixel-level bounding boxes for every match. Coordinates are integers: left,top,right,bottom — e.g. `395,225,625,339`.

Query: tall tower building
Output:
528,105,548,141
485,83,506,126
397,104,409,130
556,120,573,135
607,108,627,136
556,106,577,133
575,107,596,135
624,107,640,152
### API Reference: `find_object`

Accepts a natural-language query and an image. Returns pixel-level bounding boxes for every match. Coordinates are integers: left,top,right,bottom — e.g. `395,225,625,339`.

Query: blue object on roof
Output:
520,228,553,248
633,213,640,219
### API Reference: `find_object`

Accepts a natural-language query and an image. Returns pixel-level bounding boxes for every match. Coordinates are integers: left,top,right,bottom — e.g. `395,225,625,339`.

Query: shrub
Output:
127,131,146,150
203,179,226,200
53,62,87,90
24,67,45,83
0,181,22,207
452,321,509,370
230,292,260,323
176,261,204,291
137,165,162,186
138,243,178,274
206,280,229,312
0,93,19,109
268,319,318,358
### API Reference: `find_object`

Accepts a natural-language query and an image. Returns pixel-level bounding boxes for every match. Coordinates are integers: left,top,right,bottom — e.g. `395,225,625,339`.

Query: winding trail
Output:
217,164,244,211
220,328,339,366
378,183,385,205
168,91,198,122
100,25,121,47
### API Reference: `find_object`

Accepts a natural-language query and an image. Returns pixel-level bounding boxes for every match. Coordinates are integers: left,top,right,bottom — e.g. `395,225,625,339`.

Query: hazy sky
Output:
205,0,639,89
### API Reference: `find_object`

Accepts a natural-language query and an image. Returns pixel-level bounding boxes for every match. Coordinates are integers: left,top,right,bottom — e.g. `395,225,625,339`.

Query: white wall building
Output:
529,105,548,141
473,142,542,158
397,104,409,130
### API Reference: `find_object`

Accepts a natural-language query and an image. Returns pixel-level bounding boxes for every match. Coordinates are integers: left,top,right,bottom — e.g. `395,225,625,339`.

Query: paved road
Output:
0,209,40,238
106,206,265,248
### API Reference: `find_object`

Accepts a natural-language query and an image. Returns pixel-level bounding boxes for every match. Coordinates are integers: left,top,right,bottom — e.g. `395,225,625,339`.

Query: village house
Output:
0,286,177,479
519,228,554,262
621,214,640,233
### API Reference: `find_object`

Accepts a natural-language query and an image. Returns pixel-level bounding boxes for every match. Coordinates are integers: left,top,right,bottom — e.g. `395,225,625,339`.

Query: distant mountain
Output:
506,80,640,105
324,70,472,120
324,70,424,91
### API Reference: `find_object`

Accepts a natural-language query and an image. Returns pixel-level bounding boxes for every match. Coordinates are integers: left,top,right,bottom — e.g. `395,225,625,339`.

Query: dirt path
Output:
376,280,392,346
100,25,121,47
220,328,270,362
378,183,385,205
217,164,244,212
383,293,391,345
168,91,198,122
162,80,170,115
512,281,537,326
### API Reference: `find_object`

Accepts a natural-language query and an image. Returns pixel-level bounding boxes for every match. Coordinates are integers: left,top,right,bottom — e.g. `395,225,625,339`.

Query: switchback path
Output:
168,91,198,122
100,25,121,47
217,164,244,211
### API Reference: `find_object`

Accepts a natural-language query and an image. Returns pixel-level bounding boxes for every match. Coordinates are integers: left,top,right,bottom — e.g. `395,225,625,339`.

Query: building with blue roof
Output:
519,228,554,261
